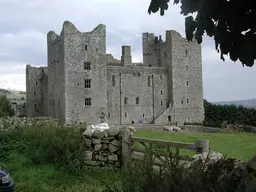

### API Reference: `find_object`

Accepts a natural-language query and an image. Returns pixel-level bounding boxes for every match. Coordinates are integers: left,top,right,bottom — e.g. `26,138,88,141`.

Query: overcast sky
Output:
0,0,255,102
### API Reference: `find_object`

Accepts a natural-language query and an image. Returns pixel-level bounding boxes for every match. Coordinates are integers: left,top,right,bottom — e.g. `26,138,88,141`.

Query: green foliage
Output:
23,124,86,173
148,0,256,66
0,122,87,173
203,99,256,128
0,94,15,117
124,152,256,192
0,88,11,94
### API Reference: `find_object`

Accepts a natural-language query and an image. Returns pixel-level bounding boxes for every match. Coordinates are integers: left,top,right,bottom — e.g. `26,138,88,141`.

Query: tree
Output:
0,94,15,117
148,0,255,67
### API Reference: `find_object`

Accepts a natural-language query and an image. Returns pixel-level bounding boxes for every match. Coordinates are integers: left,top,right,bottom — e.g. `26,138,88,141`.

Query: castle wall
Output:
62,22,108,124
107,66,168,124
26,65,48,117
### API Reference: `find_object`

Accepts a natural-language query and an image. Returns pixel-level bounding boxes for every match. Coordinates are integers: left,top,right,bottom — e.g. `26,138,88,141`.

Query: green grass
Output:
2,154,122,192
2,127,255,191
135,129,256,161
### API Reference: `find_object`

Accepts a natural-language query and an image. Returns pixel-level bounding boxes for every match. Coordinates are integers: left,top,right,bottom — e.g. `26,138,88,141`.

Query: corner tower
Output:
165,30,204,124
61,21,108,124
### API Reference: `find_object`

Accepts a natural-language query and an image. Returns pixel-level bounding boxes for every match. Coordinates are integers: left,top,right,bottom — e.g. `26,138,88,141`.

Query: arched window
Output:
136,97,139,104
124,97,128,105
112,75,115,86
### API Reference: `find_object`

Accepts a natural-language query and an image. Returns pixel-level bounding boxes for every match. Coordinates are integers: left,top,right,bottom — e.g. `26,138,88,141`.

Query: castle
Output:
26,21,204,125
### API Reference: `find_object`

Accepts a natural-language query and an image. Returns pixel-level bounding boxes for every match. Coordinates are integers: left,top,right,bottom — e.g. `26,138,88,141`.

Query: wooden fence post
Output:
195,140,209,153
122,128,132,171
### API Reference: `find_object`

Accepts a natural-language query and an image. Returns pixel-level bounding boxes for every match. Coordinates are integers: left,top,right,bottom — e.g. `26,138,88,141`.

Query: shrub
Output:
22,123,86,173
123,152,256,192
0,120,87,174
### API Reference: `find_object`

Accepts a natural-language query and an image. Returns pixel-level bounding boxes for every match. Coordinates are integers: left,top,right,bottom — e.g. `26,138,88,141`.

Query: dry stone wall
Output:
83,127,123,168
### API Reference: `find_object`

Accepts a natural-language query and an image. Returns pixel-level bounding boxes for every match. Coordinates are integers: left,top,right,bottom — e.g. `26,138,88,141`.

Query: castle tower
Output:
165,30,204,124
60,21,108,124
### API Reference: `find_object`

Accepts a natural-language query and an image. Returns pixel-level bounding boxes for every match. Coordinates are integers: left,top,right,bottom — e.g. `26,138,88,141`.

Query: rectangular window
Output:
84,62,91,70
85,45,88,50
84,98,91,106
35,104,37,109
34,91,36,96
186,81,189,86
84,79,91,88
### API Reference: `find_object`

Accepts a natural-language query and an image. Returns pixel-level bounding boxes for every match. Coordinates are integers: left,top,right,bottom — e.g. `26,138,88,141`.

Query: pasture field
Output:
135,129,256,161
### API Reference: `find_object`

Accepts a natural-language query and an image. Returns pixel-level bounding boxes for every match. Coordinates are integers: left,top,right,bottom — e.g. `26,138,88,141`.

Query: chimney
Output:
121,46,132,65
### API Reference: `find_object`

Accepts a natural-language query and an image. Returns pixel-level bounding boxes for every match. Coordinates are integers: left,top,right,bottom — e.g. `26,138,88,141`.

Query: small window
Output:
161,101,163,106
143,114,145,118
84,79,91,88
75,102,76,106
125,113,127,117
160,75,163,80
84,62,91,70
149,65,152,67
34,91,36,96
148,76,151,86
187,99,189,104
185,49,188,56
36,81,38,86
160,90,163,95
112,75,116,86
136,97,139,105
85,45,88,50
84,98,91,106
108,113,111,118
57,60,59,63
124,97,128,105
186,81,189,86
186,65,188,71
181,100,184,104
35,104,37,109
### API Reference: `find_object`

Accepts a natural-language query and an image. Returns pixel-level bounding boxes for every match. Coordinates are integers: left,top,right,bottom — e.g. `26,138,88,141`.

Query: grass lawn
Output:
135,129,256,161
1,154,122,192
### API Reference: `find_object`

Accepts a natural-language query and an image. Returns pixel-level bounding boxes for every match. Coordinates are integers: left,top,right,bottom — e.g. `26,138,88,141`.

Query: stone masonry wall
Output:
26,21,205,126
83,127,122,168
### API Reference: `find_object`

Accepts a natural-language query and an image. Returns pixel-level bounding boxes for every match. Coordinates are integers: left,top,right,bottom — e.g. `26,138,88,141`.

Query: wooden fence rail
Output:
121,129,210,170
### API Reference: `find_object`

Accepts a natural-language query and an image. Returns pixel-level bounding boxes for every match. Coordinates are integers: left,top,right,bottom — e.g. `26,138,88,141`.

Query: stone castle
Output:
26,21,204,125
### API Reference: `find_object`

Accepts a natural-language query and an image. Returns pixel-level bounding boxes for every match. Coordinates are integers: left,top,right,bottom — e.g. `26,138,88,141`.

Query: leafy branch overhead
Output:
148,0,256,67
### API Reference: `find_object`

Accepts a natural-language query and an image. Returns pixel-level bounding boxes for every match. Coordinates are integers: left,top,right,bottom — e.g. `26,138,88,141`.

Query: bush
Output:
123,152,256,192
0,121,87,173
0,94,15,117
22,123,86,173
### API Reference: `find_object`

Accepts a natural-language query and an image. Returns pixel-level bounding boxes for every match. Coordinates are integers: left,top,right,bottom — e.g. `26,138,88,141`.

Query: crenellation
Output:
26,21,204,126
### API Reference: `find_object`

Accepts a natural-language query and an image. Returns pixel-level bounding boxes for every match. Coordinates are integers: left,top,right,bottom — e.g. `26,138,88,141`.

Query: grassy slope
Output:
3,154,121,192
0,89,26,103
135,130,256,161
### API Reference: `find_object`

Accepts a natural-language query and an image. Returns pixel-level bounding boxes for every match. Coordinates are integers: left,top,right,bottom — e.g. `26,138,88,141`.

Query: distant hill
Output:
213,99,256,109
0,89,26,104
